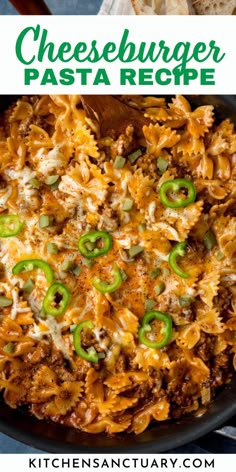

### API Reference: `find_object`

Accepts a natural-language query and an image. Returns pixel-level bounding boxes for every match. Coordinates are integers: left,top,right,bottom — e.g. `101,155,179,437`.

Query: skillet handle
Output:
8,0,51,15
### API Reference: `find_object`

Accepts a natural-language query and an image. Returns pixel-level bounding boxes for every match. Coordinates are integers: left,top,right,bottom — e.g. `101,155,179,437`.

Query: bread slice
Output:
131,0,165,15
193,0,236,15
131,0,194,15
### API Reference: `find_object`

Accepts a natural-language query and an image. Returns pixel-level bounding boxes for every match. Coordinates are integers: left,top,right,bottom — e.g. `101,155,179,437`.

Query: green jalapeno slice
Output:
73,320,99,363
138,310,172,349
78,231,112,259
159,179,196,208
0,214,25,238
91,264,123,293
12,259,54,284
43,282,70,316
168,241,189,279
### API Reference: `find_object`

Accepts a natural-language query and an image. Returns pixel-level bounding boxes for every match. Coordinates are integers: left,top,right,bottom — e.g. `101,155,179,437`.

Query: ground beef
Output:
115,353,127,373
194,333,216,362
214,286,232,321
211,350,234,388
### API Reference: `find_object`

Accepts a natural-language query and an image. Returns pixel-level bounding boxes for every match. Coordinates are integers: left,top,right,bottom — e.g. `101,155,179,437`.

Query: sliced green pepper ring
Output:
78,231,112,259
159,178,196,208
43,282,70,316
91,264,123,293
12,259,54,284
73,320,99,363
0,214,25,238
138,310,172,349
169,241,189,279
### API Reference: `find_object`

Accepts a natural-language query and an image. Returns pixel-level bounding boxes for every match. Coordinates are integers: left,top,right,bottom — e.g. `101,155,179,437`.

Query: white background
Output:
0,15,235,94
0,454,231,471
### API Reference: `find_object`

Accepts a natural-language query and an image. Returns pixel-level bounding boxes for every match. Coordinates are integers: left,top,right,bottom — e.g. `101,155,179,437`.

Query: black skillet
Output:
0,94,236,452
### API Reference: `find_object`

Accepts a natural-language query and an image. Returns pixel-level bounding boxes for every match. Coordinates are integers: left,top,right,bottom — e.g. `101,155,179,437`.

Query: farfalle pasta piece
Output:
74,125,99,159
161,200,203,241
128,168,156,210
31,366,58,402
120,95,166,110
132,346,170,370
44,381,83,416
0,141,12,170
170,96,214,138
9,100,33,122
98,394,138,415
176,133,205,159
176,323,201,349
143,123,180,157
213,216,236,259
84,415,131,434
144,106,186,128
196,307,225,334
114,308,139,335
216,119,236,155
104,372,149,394
85,368,104,404
131,399,170,434
198,266,220,308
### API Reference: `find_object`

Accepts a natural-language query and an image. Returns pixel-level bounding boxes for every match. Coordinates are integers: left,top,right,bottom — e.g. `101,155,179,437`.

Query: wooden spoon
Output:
80,95,148,139
8,0,51,14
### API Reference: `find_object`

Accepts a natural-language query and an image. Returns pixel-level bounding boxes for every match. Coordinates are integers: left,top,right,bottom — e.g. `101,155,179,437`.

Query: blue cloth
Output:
0,0,102,15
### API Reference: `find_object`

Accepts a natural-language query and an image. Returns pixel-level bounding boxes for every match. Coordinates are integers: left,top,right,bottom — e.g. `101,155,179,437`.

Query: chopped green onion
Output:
157,157,169,174
39,214,54,229
145,299,157,311
149,268,161,279
155,281,165,296
120,269,128,281
47,242,58,255
179,295,194,307
45,175,59,186
85,241,95,252
128,149,142,164
3,342,14,353
0,296,13,307
122,198,134,212
114,155,126,169
97,352,106,359
129,245,143,258
23,278,35,294
38,308,46,319
70,324,77,332
163,268,170,277
73,265,82,276
82,257,94,268
61,260,75,272
203,230,217,251
216,250,224,261
50,178,61,191
138,223,146,232
29,178,41,189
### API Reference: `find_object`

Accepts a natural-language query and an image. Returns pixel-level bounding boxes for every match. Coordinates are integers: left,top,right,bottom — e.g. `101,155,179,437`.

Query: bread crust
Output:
193,0,236,15
131,0,236,15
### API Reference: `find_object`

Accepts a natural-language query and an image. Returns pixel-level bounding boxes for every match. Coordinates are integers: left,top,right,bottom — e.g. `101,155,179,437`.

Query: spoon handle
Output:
8,0,51,15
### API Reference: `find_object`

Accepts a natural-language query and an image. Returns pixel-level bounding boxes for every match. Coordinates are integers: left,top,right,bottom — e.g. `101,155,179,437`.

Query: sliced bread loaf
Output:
131,0,194,15
131,0,165,15
193,0,236,15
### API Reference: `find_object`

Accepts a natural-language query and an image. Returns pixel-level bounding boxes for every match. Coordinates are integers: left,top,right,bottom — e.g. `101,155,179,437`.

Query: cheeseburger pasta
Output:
0,95,235,435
